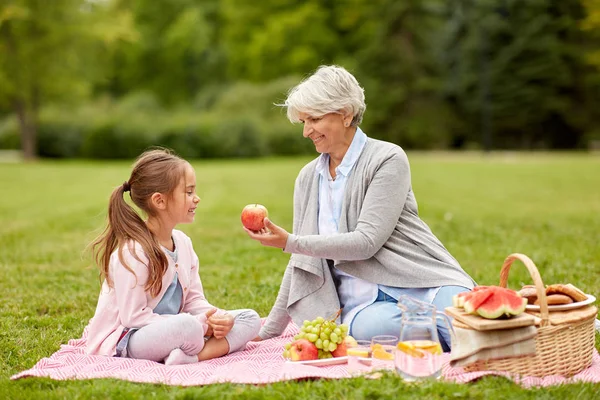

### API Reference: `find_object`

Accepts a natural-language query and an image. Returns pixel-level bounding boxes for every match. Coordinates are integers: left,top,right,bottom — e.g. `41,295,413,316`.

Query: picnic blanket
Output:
11,322,600,388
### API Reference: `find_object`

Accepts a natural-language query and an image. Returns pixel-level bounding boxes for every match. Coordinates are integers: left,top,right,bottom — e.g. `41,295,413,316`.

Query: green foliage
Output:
155,116,215,159
3,0,600,157
0,116,19,149
0,76,321,159
101,0,223,103
0,154,599,397
0,82,318,158
263,120,315,155
37,119,86,159
581,0,600,69
210,116,265,157
81,118,153,159
353,0,457,148
0,0,138,158
440,0,592,149
221,0,340,81
202,76,315,156
0,0,94,107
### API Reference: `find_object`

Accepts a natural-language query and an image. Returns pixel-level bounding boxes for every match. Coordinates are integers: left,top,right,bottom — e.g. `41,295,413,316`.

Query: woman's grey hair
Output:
281,65,366,126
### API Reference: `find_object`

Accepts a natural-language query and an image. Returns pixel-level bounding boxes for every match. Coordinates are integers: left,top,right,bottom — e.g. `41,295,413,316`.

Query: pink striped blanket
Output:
11,323,600,387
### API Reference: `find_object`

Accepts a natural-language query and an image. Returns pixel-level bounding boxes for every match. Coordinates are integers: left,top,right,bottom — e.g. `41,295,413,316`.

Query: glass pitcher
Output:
395,295,454,381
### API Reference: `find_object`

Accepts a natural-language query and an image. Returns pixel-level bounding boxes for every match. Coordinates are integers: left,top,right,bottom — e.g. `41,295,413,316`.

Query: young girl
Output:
85,149,261,365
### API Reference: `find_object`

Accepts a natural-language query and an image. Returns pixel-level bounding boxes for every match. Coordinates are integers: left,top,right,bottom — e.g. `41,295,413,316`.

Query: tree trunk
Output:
14,100,37,161
4,18,38,160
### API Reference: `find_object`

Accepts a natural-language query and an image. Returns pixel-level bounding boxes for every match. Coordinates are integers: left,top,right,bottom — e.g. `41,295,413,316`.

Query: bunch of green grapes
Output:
283,316,349,359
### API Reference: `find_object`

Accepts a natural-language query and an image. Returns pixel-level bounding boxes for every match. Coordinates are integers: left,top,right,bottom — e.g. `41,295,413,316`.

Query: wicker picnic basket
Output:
462,253,597,377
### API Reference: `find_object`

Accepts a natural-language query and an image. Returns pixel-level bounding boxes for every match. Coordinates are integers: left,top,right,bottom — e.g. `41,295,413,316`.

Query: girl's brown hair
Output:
90,148,188,297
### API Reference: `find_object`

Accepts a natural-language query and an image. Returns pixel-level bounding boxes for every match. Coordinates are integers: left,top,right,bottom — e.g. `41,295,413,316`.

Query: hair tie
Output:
122,181,131,192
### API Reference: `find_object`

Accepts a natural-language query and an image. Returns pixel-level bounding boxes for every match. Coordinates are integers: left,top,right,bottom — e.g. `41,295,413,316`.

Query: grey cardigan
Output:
258,138,475,339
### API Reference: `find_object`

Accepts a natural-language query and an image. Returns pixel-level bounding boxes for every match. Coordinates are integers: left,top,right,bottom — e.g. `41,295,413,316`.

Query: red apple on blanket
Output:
331,335,357,357
241,204,269,231
331,342,347,357
289,339,319,361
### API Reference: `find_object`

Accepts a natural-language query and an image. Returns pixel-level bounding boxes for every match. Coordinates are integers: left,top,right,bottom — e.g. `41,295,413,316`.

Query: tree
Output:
221,0,344,81
581,0,600,69
0,0,140,160
440,0,589,149
354,0,453,148
0,1,85,159
0,0,137,159
98,0,223,104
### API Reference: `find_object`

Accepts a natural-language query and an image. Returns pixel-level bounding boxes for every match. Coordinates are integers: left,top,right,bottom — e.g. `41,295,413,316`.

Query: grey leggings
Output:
126,309,261,362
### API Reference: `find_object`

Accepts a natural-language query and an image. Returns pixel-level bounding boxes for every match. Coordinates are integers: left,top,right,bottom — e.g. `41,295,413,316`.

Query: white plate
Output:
525,294,596,312
285,356,348,366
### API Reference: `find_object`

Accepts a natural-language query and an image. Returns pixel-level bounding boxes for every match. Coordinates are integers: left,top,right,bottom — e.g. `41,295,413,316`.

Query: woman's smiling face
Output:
298,111,350,155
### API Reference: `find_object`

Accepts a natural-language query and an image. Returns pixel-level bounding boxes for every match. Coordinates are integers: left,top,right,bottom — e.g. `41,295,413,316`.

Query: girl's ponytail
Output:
90,182,148,289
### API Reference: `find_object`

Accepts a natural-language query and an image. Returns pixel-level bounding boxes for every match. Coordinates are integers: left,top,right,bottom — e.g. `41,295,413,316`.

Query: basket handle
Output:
499,253,550,326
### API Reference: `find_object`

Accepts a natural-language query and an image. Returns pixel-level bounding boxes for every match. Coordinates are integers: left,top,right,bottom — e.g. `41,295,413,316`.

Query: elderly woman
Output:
245,65,475,351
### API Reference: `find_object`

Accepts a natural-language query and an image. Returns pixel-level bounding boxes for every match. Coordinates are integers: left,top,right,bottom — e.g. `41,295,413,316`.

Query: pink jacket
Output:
85,229,214,356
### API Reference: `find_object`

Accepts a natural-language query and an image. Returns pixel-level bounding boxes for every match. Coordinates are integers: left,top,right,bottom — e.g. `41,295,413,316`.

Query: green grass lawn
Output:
1,152,599,399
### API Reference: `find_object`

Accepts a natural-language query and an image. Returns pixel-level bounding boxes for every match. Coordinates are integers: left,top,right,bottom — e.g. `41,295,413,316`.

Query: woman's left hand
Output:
207,311,234,339
244,218,289,249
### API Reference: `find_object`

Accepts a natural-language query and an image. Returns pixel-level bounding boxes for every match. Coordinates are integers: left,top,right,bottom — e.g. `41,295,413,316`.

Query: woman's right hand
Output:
244,218,289,249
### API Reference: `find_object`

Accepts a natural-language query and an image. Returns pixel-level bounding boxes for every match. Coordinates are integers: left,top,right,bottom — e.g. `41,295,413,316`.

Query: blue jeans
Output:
350,286,469,352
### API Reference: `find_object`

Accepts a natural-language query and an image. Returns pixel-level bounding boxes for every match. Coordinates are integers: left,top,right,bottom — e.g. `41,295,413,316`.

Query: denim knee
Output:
350,302,402,340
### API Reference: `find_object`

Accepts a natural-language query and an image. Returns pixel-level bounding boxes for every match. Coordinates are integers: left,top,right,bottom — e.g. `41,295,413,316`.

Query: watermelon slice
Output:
452,292,469,308
452,286,490,308
463,290,494,314
475,287,527,319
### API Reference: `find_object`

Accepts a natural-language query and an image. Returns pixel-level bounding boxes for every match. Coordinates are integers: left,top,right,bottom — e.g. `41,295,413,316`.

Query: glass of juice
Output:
347,340,372,376
370,335,398,371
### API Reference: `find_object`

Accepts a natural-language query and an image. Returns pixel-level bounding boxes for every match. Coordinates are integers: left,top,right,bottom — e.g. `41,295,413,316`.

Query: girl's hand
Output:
203,308,217,337
251,335,263,342
207,310,234,339
243,218,289,249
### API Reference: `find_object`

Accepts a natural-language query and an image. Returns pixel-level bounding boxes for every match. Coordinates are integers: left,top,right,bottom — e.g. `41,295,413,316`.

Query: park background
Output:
1,1,600,399
2,0,600,159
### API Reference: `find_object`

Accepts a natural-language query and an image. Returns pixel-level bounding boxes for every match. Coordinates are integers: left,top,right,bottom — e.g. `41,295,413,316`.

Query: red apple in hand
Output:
241,204,268,231
289,339,318,361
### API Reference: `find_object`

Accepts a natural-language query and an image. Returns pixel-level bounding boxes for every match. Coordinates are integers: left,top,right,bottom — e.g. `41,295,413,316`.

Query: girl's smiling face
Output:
168,163,200,225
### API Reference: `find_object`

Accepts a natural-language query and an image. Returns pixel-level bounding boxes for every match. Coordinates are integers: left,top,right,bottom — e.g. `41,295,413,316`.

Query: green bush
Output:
0,116,20,150
209,76,299,119
81,116,157,159
0,111,87,158
155,115,219,159
0,78,329,159
37,119,85,158
157,129,202,159
210,116,266,158
116,91,162,114
264,120,314,155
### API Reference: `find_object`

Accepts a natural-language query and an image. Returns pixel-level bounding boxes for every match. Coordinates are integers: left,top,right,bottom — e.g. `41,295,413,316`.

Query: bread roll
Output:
535,294,573,305
518,285,538,305
545,284,588,302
